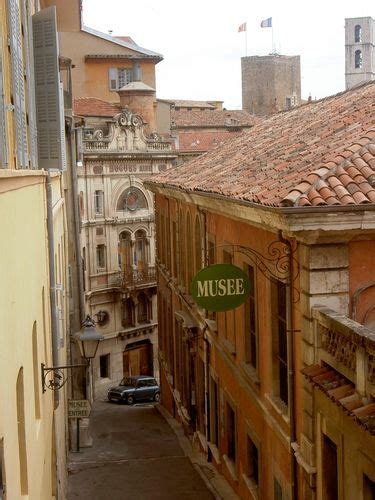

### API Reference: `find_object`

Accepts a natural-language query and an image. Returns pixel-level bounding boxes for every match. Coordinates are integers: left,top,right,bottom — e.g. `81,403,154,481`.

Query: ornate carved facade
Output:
78,107,177,398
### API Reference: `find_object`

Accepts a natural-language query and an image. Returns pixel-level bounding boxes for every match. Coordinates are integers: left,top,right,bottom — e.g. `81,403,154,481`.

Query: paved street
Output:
68,401,215,500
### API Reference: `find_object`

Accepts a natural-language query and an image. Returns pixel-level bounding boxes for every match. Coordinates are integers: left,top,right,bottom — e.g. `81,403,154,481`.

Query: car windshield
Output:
119,377,136,387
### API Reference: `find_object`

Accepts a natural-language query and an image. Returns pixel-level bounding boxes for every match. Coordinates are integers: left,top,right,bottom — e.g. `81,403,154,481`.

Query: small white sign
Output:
68,399,91,419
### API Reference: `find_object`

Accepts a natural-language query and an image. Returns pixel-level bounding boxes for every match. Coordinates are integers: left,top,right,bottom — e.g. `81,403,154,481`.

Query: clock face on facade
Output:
125,190,139,211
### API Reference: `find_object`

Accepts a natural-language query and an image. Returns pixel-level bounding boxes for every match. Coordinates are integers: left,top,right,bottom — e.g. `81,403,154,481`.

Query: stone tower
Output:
241,54,301,117
345,17,375,89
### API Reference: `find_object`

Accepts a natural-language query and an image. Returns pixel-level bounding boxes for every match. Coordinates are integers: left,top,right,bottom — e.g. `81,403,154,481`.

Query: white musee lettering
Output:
196,278,245,297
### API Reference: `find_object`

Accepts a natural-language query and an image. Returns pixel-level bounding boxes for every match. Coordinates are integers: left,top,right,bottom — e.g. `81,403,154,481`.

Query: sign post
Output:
68,400,91,453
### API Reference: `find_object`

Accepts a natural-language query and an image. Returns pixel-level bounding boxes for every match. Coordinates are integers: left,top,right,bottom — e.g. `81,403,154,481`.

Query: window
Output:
322,434,338,500
99,354,110,378
96,245,106,269
94,190,104,215
209,377,219,446
274,478,283,500
117,187,147,212
363,474,375,500
245,265,257,368
109,67,133,90
122,298,133,327
271,280,288,405
0,438,5,499
194,216,202,275
355,24,362,43
137,292,148,323
119,232,132,271
246,435,259,486
186,212,194,288
355,50,363,69
134,230,147,270
226,402,236,462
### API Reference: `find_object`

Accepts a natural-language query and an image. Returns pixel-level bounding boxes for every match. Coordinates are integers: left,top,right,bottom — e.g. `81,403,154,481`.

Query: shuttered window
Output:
108,67,133,90
32,6,66,170
21,0,38,168
8,0,28,168
0,24,8,168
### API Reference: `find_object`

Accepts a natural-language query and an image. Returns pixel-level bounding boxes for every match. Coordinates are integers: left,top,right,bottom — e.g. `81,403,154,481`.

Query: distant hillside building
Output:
345,17,375,89
241,54,301,116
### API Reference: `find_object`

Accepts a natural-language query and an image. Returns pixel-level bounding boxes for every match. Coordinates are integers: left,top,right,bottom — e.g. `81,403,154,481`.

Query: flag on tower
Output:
260,17,272,28
238,22,247,33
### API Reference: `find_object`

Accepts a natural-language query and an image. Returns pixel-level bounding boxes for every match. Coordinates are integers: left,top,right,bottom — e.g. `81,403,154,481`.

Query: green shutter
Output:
32,6,66,170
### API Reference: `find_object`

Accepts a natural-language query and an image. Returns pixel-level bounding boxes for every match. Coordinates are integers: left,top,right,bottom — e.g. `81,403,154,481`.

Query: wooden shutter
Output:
8,0,28,168
109,67,117,90
32,6,66,170
21,0,38,168
0,25,8,168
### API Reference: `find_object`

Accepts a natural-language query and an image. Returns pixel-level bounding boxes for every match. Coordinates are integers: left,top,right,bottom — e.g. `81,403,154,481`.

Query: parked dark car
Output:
108,375,160,405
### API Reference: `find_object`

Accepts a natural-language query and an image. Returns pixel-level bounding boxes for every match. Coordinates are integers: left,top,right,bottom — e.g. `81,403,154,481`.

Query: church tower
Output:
345,17,375,89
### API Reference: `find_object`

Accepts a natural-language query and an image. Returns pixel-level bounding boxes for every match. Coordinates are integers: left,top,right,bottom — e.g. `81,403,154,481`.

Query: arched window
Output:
117,187,148,212
134,229,147,270
119,231,132,271
137,292,148,323
355,49,363,69
355,25,362,43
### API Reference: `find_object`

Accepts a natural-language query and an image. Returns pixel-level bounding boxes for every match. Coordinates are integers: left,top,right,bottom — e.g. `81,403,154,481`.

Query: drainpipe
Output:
46,171,60,408
280,231,298,500
199,208,211,459
69,121,85,323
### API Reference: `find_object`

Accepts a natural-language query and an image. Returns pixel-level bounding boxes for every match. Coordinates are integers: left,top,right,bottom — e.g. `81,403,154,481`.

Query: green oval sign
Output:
191,264,250,312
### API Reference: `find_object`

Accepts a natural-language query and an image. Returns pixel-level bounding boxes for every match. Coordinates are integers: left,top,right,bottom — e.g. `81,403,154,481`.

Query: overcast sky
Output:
82,0,374,109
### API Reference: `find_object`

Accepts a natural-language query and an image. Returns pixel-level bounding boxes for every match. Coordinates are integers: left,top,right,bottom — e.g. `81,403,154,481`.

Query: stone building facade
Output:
241,54,301,116
146,81,375,499
75,98,176,399
345,17,375,89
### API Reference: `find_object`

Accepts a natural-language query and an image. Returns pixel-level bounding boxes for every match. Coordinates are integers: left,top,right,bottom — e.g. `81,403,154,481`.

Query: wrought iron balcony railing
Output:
112,267,156,289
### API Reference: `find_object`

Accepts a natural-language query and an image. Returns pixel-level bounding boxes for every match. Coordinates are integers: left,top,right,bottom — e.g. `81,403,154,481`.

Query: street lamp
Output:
74,315,104,360
41,315,104,392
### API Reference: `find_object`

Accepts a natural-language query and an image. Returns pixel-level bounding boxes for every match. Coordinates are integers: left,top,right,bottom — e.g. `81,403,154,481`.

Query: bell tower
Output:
345,17,375,89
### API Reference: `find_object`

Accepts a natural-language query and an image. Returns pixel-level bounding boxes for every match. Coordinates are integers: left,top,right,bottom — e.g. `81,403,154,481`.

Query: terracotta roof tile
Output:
172,109,259,128
74,97,121,117
148,81,375,208
302,364,375,434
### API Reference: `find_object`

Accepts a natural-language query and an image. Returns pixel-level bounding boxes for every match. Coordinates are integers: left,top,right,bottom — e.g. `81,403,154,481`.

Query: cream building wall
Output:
0,172,68,499
0,0,70,498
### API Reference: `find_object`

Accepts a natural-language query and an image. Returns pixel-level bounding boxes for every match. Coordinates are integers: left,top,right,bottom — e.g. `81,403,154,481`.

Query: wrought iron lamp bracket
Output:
41,362,88,393
207,235,300,302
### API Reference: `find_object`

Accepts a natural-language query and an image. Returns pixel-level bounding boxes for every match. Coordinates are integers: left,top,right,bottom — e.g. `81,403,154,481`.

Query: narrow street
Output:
68,401,216,500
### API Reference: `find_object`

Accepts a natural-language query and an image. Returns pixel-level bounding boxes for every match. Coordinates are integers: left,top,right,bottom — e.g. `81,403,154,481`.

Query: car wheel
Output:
127,395,135,405
154,392,160,403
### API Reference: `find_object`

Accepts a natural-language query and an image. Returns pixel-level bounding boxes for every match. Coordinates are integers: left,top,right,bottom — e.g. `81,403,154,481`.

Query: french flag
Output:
260,17,272,28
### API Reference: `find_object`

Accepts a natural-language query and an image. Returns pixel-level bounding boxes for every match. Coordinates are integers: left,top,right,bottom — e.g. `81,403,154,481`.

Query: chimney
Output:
117,74,156,133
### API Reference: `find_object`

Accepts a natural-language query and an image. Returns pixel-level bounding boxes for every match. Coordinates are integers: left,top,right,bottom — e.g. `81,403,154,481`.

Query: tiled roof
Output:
149,81,375,207
302,364,375,434
172,109,259,128
165,100,217,109
81,26,163,60
178,130,246,153
74,97,121,117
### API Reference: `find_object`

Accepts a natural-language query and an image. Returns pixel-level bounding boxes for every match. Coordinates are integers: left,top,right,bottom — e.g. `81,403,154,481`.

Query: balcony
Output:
302,306,375,434
111,267,156,290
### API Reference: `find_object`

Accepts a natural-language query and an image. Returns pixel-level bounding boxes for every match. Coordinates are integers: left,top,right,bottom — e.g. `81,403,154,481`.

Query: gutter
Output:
46,171,60,408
